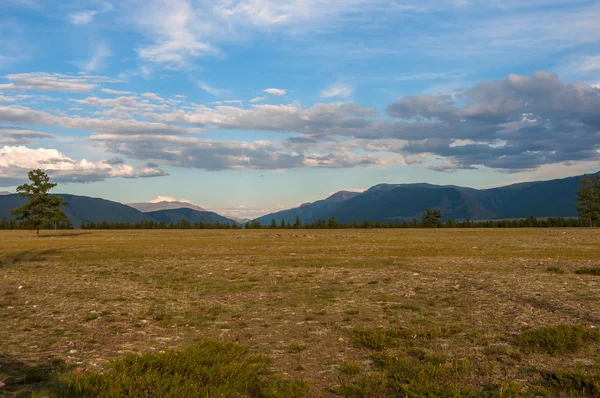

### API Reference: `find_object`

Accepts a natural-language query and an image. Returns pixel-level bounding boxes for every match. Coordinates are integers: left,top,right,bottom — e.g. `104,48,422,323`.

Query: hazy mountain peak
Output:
128,198,206,213
326,190,363,203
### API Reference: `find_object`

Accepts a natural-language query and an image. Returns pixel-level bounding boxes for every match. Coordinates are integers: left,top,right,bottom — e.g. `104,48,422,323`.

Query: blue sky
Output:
1,0,600,218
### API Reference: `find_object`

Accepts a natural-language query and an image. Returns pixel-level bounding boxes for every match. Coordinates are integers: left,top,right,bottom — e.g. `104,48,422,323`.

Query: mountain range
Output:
0,172,596,228
256,172,597,224
0,195,237,228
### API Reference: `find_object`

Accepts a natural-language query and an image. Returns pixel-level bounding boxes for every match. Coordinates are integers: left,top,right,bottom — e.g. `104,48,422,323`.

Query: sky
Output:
1,0,600,219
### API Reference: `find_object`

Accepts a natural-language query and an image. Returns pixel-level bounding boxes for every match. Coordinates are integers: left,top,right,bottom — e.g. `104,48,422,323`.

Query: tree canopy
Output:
11,169,67,237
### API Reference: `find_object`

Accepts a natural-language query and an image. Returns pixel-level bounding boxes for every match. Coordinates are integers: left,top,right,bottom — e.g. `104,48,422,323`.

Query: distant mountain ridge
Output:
0,194,237,228
128,200,206,213
256,172,599,224
0,194,153,228
146,208,237,225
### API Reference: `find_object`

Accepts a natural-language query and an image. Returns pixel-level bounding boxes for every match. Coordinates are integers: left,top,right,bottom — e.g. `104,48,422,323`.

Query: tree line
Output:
4,170,600,235
65,215,588,230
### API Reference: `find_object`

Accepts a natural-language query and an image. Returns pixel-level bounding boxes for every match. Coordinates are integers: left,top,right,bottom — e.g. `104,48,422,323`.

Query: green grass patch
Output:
337,362,362,377
546,266,565,274
351,327,462,350
575,267,600,276
335,355,479,397
540,369,600,397
288,344,307,354
54,340,308,397
517,324,600,355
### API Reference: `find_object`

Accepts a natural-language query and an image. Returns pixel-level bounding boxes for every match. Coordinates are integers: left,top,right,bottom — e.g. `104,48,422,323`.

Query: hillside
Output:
0,194,153,228
256,191,361,225
146,208,238,225
256,172,598,224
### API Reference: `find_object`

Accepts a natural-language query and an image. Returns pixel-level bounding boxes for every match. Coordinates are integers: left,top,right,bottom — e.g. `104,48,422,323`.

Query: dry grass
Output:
1,229,599,396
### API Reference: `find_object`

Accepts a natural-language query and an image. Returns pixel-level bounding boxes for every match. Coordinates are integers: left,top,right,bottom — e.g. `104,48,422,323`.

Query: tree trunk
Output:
36,226,40,238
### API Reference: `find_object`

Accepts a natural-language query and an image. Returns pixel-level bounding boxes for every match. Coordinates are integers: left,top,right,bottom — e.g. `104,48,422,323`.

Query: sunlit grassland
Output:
1,229,599,396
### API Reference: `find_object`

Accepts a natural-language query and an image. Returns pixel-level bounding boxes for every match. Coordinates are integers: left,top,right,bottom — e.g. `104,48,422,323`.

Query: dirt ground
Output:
1,229,599,396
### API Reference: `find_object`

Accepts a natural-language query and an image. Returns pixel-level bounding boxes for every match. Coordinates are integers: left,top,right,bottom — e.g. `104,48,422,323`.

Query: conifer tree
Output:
11,169,66,237
576,174,599,227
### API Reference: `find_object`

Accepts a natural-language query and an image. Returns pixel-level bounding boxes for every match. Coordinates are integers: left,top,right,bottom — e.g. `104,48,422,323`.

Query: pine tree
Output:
576,174,599,227
421,208,442,228
293,216,302,229
11,169,66,237
280,218,286,229
270,218,277,229
327,216,339,229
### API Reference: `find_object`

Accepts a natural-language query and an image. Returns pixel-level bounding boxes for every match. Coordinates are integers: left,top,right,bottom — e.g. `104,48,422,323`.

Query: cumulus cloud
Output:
0,145,136,185
102,156,125,165
138,162,169,177
0,73,119,92
2,71,598,175
264,88,287,96
383,71,600,171
148,195,191,203
0,145,171,186
143,102,377,135
92,133,387,171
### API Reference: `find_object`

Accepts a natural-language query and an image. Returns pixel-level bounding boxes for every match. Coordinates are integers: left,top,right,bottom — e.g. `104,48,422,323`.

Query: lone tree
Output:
11,169,67,237
293,216,302,229
576,173,600,227
421,208,442,228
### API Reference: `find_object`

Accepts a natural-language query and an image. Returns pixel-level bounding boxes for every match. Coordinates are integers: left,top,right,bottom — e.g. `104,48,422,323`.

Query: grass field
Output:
1,229,600,397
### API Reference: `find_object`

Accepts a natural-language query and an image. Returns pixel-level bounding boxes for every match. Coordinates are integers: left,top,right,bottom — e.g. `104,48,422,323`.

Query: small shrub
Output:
546,266,565,274
288,344,307,354
541,369,600,397
517,324,600,355
337,355,475,397
337,362,362,376
575,267,600,276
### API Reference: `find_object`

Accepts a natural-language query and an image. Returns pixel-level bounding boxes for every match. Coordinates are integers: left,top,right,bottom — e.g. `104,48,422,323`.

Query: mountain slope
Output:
256,191,362,225
147,208,237,225
0,194,153,228
256,172,598,224
128,201,206,213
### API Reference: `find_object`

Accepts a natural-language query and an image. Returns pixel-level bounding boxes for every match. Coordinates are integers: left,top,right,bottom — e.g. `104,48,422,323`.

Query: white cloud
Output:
79,41,112,72
101,88,133,95
0,127,54,145
0,145,137,185
148,195,191,203
0,104,197,135
196,80,231,97
264,88,286,96
142,92,164,101
0,73,118,93
138,162,169,177
134,0,218,66
69,10,98,25
68,2,113,25
250,96,265,103
320,83,353,98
